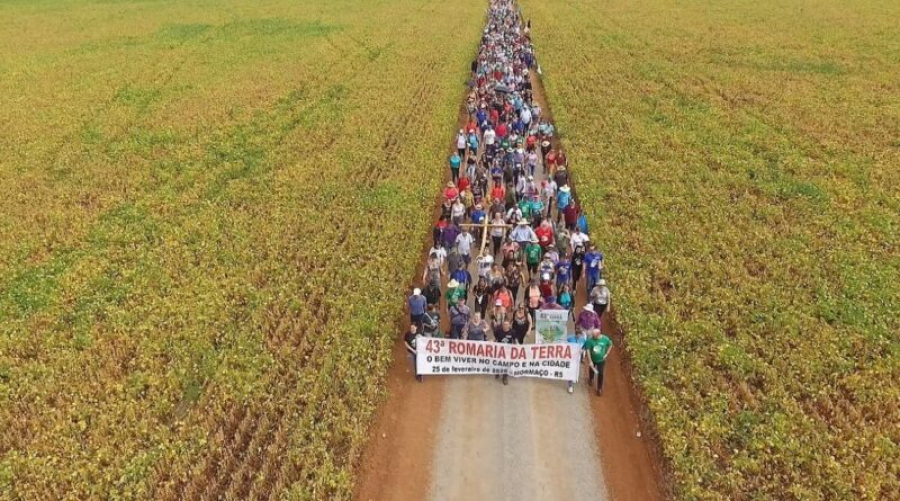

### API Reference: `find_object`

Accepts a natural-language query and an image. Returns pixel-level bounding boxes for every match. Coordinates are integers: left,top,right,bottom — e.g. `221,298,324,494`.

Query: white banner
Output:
416,337,580,381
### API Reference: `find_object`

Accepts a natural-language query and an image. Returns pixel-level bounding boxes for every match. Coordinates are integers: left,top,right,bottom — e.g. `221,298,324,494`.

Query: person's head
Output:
462,226,469,234
502,320,512,330
599,279,607,287
413,288,421,296
494,299,503,309
592,328,601,339
473,312,482,323
516,304,526,315
547,295,557,304
410,324,418,334
457,297,466,306
428,303,437,311
583,303,594,313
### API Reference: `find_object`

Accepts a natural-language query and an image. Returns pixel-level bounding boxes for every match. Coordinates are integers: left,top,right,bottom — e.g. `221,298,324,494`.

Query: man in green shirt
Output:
524,237,542,277
582,328,613,396
445,279,465,305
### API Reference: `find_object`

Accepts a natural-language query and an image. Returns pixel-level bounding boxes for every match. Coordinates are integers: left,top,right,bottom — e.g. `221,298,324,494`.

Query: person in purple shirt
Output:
442,222,461,251
576,303,601,333
408,288,427,331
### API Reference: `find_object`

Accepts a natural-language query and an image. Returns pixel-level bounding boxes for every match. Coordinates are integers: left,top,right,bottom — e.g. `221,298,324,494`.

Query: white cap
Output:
413,288,421,295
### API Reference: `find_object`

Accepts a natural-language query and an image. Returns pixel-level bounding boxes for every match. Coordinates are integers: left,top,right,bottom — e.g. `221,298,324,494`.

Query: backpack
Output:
577,214,589,234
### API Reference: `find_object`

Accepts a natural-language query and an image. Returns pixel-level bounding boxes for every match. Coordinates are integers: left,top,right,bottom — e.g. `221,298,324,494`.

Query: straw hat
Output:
583,303,594,312
560,185,571,192
448,279,460,288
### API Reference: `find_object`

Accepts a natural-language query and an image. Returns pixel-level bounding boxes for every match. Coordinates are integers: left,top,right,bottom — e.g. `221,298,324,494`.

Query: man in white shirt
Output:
455,227,476,266
570,227,590,250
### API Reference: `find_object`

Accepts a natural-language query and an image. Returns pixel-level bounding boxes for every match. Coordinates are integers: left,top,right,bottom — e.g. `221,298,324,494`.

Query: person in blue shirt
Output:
476,107,487,128
555,255,572,290
565,329,588,393
408,288,427,332
449,151,462,182
556,185,571,224
467,131,479,155
451,262,472,294
584,244,604,293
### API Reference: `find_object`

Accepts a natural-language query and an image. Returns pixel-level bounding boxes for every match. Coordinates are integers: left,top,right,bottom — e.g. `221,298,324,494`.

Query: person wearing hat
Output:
553,163,569,190
524,236,542,277
590,279,611,320
448,297,470,340
408,288,427,332
444,181,459,202
445,278,465,306
583,328,612,395
556,185,572,224
404,324,423,382
510,219,537,246
576,303,601,333
451,261,472,295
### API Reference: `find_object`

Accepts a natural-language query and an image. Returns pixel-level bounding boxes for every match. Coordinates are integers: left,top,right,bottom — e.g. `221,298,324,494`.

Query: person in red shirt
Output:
492,284,514,310
564,202,579,231
490,108,499,126
546,149,557,174
490,183,506,202
496,122,508,139
467,119,478,135
526,134,537,152
457,176,471,192
556,149,568,169
444,181,459,201
535,220,555,249
539,273,555,301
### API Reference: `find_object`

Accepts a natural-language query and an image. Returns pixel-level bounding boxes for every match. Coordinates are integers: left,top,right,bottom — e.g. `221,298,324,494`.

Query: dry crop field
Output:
0,0,484,498
523,0,899,499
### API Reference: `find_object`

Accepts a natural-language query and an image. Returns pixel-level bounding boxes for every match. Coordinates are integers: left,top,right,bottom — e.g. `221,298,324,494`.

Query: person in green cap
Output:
582,328,613,396
524,236,542,279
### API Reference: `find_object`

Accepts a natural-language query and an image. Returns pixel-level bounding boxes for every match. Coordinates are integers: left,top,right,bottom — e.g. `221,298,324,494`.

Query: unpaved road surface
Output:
429,365,608,501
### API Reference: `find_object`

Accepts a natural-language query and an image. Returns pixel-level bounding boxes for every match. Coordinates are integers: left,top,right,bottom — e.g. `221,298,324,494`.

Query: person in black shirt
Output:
493,320,515,385
571,243,586,296
404,324,422,382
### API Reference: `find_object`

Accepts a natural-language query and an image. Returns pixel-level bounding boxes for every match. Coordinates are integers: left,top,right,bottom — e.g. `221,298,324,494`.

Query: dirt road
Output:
429,363,608,501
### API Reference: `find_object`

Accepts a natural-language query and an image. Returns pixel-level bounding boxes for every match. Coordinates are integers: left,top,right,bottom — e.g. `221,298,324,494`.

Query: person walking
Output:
589,279,611,320
583,329,612,395
494,320,514,386
472,276,490,318
449,297,470,340
449,151,462,182
584,244,603,293
511,304,532,344
408,288,427,331
465,312,489,341
404,324,422,382
576,303,601,333
422,303,441,338
565,329,588,393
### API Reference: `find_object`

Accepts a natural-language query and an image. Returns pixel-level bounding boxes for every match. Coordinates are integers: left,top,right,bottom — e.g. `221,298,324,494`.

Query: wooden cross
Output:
459,220,513,255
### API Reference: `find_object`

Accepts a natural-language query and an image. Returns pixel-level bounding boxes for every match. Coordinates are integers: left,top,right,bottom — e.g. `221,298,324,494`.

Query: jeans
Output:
450,323,465,339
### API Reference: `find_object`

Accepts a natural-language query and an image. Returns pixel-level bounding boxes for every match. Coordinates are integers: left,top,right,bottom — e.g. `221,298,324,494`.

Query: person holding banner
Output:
583,329,613,395
494,321,515,385
566,329,588,393
404,324,422,382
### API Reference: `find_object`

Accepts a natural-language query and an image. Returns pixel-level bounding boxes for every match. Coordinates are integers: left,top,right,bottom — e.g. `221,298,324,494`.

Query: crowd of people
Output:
405,0,613,395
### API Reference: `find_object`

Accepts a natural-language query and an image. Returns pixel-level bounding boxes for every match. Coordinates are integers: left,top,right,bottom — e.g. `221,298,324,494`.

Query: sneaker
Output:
567,386,574,394
502,376,509,386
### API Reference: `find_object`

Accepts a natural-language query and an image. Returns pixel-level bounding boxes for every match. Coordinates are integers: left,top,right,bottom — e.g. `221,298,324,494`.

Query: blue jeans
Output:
450,324,465,339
